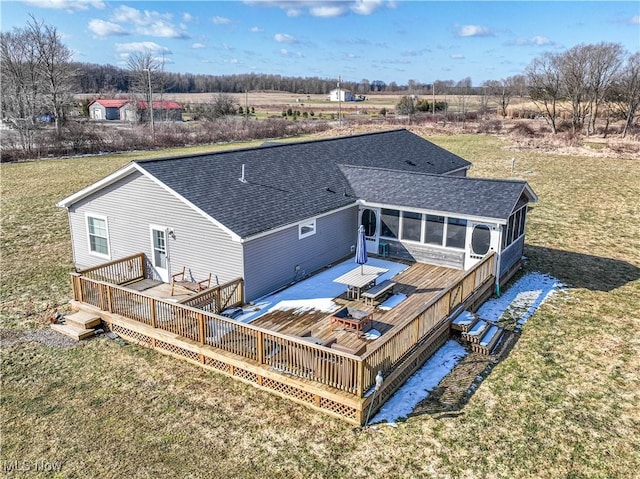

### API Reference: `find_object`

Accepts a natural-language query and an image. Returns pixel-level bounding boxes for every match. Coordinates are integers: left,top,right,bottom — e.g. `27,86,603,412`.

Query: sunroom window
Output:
425,215,445,245
446,218,467,249
380,209,399,238
87,215,110,257
401,211,422,242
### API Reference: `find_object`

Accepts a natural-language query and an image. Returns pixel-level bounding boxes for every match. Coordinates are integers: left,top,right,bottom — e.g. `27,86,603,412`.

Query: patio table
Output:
333,265,388,300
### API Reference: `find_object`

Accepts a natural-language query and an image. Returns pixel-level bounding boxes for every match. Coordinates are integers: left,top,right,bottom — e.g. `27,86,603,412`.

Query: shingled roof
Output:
339,165,537,222
134,129,472,238
60,129,537,240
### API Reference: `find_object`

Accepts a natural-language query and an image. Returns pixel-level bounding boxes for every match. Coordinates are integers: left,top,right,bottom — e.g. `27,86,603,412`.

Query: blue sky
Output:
2,1,639,85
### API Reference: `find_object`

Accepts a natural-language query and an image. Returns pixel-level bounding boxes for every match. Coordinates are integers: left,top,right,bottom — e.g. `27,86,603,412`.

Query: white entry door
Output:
464,222,497,270
359,208,380,255
150,226,169,282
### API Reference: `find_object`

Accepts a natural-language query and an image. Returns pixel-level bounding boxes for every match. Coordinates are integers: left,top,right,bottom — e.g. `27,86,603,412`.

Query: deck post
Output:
98,284,106,311
106,285,113,312
356,360,364,397
256,330,264,364
139,253,146,279
150,298,157,328
215,291,221,314
198,313,205,345
70,273,80,301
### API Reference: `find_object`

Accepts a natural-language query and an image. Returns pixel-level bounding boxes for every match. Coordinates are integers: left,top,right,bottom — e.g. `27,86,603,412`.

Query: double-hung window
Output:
86,214,110,258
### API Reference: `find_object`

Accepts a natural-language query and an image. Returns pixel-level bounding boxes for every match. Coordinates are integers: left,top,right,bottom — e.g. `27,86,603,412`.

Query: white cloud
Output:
456,24,494,38
511,35,553,47
247,1,389,18
212,16,231,25
227,58,239,64
274,33,296,43
115,41,172,54
280,48,289,56
23,0,105,11
110,5,189,39
310,5,346,17
631,15,640,25
88,19,128,37
351,0,384,16
450,53,465,59
182,13,195,23
250,26,264,32
191,43,206,49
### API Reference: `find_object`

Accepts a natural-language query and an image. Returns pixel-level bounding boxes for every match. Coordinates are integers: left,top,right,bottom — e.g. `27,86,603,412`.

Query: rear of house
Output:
58,129,535,302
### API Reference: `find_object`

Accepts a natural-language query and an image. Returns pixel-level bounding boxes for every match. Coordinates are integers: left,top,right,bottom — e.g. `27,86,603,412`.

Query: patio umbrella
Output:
355,224,368,273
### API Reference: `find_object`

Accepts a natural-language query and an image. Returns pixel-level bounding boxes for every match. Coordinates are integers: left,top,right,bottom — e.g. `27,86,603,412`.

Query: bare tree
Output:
559,44,594,134
527,52,563,134
27,17,76,135
611,52,640,138
585,42,624,135
1,17,75,149
484,76,518,118
127,51,162,106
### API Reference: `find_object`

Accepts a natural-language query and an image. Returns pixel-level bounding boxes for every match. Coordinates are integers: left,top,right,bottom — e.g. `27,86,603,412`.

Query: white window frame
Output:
298,218,316,239
85,213,111,259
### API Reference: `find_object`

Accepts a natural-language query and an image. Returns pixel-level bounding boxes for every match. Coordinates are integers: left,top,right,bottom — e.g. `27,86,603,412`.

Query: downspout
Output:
494,226,503,297
65,206,78,271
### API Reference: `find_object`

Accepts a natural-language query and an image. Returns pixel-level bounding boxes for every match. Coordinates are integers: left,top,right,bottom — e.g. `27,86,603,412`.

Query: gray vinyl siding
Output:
384,240,465,269
66,171,243,284
242,207,358,301
500,235,524,278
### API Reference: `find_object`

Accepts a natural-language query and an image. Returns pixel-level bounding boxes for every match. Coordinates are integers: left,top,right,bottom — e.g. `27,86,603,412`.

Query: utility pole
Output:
143,68,155,142
338,76,342,127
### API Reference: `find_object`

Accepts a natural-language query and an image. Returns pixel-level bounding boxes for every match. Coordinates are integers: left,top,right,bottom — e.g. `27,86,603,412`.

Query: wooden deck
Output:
69,252,496,425
251,262,466,356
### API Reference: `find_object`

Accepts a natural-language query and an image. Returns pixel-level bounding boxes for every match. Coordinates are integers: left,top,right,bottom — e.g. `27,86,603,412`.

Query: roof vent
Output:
239,164,248,184
405,160,416,166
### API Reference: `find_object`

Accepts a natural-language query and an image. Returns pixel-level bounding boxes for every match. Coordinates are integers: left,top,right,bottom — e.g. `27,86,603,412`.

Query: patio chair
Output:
170,267,212,295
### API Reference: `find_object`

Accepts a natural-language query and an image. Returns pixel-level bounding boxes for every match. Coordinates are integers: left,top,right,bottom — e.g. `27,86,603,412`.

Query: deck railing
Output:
70,269,362,394
359,252,495,393
70,252,495,398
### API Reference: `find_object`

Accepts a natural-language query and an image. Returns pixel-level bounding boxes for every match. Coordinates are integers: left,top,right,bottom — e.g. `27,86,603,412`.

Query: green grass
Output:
1,132,639,478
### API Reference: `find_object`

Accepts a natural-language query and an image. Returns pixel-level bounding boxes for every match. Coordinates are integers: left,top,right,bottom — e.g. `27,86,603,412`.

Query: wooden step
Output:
64,311,102,330
462,319,488,344
471,325,503,355
451,311,478,332
51,323,96,341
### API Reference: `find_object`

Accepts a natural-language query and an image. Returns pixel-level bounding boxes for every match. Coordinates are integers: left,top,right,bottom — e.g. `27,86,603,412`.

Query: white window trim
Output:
85,213,111,260
298,218,316,239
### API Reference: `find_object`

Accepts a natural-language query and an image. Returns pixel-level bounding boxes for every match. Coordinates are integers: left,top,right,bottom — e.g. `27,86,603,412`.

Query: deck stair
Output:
453,311,504,355
50,310,101,341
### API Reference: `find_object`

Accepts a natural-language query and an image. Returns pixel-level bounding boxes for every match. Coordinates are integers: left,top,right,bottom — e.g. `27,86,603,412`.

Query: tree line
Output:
1,17,639,161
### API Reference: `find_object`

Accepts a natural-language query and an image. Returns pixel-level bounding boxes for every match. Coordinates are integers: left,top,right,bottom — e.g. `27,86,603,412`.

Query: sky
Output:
1,0,639,85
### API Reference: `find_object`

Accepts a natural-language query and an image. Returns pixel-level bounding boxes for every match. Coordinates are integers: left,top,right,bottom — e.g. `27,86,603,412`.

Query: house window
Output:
380,209,399,238
298,219,316,239
425,215,445,245
86,214,110,258
401,211,422,242
446,218,467,249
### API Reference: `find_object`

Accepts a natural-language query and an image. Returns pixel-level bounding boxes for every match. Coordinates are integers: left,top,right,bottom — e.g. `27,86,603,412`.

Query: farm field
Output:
1,130,639,478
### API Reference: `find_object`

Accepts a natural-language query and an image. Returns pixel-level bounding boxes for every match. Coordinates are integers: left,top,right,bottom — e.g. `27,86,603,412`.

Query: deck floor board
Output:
250,262,465,355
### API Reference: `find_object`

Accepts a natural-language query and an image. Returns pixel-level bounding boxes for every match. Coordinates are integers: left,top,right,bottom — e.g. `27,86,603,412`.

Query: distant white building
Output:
328,89,355,102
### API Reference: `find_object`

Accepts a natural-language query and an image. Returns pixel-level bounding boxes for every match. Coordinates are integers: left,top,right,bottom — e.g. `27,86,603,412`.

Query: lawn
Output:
1,131,639,478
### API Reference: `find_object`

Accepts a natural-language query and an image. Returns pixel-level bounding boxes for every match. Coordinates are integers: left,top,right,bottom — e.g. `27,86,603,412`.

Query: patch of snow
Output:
377,293,407,310
366,272,563,425
369,340,467,425
270,298,340,315
477,272,564,329
362,328,381,341
452,310,476,325
239,257,409,323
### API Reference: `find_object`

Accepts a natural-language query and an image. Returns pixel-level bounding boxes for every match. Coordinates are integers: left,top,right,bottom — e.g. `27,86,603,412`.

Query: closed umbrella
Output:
355,224,368,273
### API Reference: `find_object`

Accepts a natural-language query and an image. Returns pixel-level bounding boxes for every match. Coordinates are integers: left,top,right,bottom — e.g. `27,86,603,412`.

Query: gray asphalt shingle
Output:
339,166,530,221
136,129,525,238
